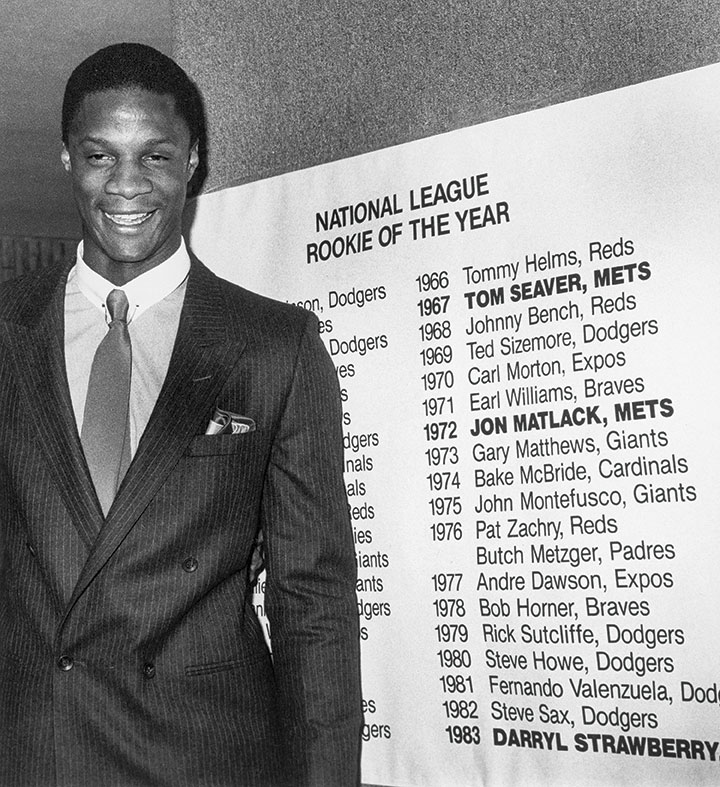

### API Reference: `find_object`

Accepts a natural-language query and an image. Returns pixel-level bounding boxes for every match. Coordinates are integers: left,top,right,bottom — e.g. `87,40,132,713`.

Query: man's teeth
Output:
104,212,152,225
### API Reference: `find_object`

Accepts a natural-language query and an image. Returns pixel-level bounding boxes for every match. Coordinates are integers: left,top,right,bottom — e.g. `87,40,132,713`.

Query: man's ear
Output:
187,141,199,181
61,145,72,173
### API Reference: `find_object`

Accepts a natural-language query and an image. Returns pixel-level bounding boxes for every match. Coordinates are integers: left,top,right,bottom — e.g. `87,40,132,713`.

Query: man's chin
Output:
94,237,164,266
82,243,169,283
81,227,180,279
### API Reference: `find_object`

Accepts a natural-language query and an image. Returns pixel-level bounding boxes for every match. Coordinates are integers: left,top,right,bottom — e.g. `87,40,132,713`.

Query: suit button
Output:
57,655,74,671
26,542,37,557
143,662,156,679
182,556,198,573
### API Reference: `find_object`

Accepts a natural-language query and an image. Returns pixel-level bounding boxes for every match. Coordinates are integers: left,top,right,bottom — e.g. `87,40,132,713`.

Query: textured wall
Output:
174,0,720,194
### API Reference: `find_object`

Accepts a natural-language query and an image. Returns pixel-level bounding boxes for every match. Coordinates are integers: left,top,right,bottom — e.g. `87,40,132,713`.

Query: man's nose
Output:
105,159,153,199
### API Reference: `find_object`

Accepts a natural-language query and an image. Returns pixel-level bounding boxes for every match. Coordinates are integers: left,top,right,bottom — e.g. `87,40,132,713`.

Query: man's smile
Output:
102,210,156,226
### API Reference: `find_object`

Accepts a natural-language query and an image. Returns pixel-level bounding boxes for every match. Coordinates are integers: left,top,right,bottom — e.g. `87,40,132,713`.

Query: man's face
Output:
61,87,199,284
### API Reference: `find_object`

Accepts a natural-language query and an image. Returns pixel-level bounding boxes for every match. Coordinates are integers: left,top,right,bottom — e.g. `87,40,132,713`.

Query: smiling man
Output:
0,44,362,787
61,87,199,282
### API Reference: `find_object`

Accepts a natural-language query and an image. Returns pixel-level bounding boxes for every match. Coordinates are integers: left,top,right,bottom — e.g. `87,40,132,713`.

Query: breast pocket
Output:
185,430,264,456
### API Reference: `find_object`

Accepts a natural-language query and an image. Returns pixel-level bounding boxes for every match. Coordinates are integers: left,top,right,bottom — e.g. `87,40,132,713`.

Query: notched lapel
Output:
5,266,104,552
65,260,249,615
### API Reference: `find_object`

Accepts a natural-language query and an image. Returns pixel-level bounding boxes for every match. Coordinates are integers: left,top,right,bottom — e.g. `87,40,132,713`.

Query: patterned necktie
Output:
81,288,132,516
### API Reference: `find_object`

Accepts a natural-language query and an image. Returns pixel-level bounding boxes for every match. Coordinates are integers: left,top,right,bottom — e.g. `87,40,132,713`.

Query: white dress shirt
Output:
64,241,190,455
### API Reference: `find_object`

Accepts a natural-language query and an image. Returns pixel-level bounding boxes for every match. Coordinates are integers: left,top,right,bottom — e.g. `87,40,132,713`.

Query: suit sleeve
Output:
261,312,363,786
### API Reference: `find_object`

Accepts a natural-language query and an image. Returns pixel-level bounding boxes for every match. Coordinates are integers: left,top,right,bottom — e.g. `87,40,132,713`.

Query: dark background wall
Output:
173,0,720,196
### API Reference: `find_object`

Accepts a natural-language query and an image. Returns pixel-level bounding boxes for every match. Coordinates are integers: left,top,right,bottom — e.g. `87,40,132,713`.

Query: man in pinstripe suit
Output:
0,44,362,786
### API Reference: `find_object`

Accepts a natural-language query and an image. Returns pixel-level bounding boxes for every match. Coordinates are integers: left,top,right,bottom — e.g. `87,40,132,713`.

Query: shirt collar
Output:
71,240,191,323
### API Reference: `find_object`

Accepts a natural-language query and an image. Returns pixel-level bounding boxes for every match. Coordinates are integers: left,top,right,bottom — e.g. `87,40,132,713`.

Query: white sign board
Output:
189,64,720,786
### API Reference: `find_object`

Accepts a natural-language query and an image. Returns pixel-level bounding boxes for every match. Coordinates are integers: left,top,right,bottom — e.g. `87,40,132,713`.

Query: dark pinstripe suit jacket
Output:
0,257,362,787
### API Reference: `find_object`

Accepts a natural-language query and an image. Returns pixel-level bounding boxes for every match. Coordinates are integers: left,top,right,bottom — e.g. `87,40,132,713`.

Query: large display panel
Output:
188,65,720,786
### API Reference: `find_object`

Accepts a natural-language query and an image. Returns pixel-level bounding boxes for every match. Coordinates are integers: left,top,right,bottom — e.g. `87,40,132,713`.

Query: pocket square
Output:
205,408,256,435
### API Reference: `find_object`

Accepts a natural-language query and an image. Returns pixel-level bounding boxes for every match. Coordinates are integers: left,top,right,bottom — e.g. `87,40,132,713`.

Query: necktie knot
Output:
107,289,129,324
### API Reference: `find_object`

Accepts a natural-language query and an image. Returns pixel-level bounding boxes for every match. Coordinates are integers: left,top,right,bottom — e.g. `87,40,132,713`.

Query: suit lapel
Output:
6,264,104,551
64,259,248,617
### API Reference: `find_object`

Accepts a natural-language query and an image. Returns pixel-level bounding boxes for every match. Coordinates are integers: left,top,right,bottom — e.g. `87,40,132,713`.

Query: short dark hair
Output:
62,43,203,146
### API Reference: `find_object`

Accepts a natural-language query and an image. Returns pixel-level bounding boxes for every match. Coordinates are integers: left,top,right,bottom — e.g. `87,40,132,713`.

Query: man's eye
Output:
87,153,112,164
145,154,170,163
